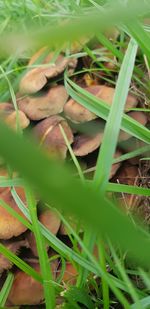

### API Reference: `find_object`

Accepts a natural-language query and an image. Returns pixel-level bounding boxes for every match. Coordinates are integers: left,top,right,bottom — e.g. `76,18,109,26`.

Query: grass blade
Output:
65,77,150,144
93,39,138,189
0,273,14,307
25,187,55,309
126,20,150,61
0,122,150,268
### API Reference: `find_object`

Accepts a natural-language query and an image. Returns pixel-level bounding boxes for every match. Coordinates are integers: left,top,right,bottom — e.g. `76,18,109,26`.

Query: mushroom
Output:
115,164,139,211
64,85,138,123
8,259,58,306
72,116,131,157
57,261,78,286
0,102,30,130
73,131,103,156
64,96,97,124
0,167,18,194
20,47,77,94
115,163,139,186
82,149,122,180
0,188,28,239
119,111,148,142
0,239,27,273
33,115,74,159
17,85,68,121
110,150,123,179
27,208,61,256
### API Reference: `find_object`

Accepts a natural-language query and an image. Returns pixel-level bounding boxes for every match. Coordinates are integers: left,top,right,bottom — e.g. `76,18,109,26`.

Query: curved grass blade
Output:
126,20,150,62
65,77,150,145
0,243,42,283
131,296,150,309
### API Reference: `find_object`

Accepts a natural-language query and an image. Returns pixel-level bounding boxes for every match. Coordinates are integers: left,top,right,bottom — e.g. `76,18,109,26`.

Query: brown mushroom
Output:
27,208,61,256
119,111,148,142
0,188,28,239
0,167,18,194
57,261,78,286
83,149,122,180
0,239,27,273
73,131,103,156
110,150,123,179
20,48,77,94
33,115,73,159
0,102,30,130
72,118,126,158
115,163,139,186
64,97,97,124
64,85,137,123
115,164,140,211
5,110,30,130
17,85,68,120
59,215,79,236
8,259,58,306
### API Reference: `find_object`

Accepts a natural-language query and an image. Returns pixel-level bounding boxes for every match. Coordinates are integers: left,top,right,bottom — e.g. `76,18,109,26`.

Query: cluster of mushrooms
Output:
0,45,149,307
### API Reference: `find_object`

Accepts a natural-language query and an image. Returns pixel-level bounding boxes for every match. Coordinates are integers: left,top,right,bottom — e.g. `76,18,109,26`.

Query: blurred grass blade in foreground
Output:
0,122,149,266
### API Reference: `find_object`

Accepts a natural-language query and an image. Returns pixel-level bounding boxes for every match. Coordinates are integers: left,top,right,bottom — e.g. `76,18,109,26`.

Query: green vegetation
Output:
0,1,149,308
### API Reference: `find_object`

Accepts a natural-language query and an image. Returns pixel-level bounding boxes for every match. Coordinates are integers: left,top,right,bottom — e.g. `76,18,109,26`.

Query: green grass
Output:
0,1,149,308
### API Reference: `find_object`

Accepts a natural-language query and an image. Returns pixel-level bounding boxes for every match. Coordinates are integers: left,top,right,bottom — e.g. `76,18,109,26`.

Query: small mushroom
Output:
59,215,82,236
17,85,68,121
119,111,148,142
20,48,77,94
110,150,122,179
64,97,97,124
115,163,139,186
27,208,61,256
0,239,27,273
0,188,28,239
8,259,58,306
73,131,103,156
0,167,17,194
33,115,73,159
57,262,78,286
115,164,139,211
83,149,122,180
64,85,137,123
0,102,30,130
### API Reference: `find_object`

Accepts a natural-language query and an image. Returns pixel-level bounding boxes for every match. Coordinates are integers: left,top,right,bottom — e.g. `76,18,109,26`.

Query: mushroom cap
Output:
119,111,148,142
73,131,103,156
0,239,27,273
0,168,18,194
0,102,30,130
115,164,139,186
89,85,138,110
57,262,78,286
64,97,97,124
8,263,43,306
20,48,77,94
33,115,74,159
0,188,28,239
0,102,14,114
27,209,61,256
109,150,122,179
39,209,61,234
5,110,30,130
17,85,68,121
64,85,137,123
8,259,58,306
